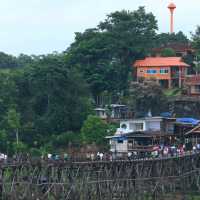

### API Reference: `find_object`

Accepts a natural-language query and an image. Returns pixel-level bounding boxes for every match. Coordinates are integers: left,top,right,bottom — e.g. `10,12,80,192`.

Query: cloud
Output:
0,0,199,55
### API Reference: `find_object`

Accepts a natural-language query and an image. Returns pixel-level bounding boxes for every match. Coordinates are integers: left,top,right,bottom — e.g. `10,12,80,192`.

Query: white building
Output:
115,117,163,135
106,117,172,155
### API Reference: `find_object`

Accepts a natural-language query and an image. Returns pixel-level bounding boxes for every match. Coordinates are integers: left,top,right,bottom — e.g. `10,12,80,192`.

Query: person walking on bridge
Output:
99,153,104,161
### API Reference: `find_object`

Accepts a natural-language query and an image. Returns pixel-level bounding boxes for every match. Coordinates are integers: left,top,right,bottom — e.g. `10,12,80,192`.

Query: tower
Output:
168,2,176,33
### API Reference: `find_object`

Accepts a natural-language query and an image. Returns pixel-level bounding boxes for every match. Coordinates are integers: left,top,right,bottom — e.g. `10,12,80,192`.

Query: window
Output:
160,69,169,74
147,69,157,74
135,123,144,131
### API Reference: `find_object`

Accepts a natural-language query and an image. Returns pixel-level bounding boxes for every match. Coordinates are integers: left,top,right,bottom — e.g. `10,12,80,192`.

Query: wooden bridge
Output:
0,153,200,200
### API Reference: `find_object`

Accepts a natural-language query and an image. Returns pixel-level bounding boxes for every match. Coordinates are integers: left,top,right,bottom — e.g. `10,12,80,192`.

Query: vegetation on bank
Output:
0,7,200,155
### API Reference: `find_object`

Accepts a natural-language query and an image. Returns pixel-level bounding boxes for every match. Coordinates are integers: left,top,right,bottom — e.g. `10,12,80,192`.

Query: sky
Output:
0,0,199,56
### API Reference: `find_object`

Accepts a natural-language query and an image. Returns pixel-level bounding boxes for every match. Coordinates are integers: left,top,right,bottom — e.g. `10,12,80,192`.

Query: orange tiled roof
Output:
134,57,189,67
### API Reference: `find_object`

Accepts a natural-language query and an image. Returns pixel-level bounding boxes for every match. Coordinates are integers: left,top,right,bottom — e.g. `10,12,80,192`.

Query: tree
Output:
190,26,200,74
161,48,176,57
0,52,18,68
81,115,113,146
12,141,27,153
15,53,92,146
52,131,81,148
0,53,94,153
0,71,18,124
67,7,158,99
128,81,168,117
191,26,200,52
6,108,21,144
16,54,34,68
156,31,189,47
0,130,8,153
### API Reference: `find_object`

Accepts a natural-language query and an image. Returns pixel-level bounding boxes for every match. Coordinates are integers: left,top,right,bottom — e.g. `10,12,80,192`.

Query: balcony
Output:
185,75,200,85
190,86,200,95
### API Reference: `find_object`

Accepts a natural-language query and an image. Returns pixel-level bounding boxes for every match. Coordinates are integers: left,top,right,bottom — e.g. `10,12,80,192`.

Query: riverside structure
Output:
0,152,200,199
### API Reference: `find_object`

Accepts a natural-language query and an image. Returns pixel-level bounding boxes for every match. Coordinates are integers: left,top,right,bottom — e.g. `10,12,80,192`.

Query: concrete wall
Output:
119,119,161,134
110,139,128,153
145,121,161,131
119,120,145,133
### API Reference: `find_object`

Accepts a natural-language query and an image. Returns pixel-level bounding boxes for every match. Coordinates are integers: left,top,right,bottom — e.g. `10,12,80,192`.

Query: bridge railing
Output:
0,150,198,166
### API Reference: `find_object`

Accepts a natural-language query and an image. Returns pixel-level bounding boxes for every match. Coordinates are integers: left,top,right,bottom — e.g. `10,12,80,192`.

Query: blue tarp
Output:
112,136,127,141
176,118,200,125
160,112,172,118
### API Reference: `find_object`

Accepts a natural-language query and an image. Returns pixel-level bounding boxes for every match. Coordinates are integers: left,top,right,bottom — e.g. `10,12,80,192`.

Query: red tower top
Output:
168,2,176,33
168,3,176,11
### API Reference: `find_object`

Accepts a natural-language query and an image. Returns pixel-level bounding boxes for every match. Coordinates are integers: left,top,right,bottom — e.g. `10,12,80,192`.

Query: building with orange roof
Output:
134,57,190,88
185,75,200,95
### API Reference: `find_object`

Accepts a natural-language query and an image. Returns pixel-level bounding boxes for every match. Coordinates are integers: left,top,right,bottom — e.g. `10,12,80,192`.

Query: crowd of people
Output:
3,142,198,163
43,142,200,162
0,153,7,161
82,142,200,161
127,142,200,160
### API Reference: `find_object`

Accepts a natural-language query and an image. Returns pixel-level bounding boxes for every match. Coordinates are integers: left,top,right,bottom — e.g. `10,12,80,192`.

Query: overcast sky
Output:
0,0,199,56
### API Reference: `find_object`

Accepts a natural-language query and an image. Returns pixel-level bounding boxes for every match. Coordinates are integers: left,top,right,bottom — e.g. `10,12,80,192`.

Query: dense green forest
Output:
0,7,200,155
